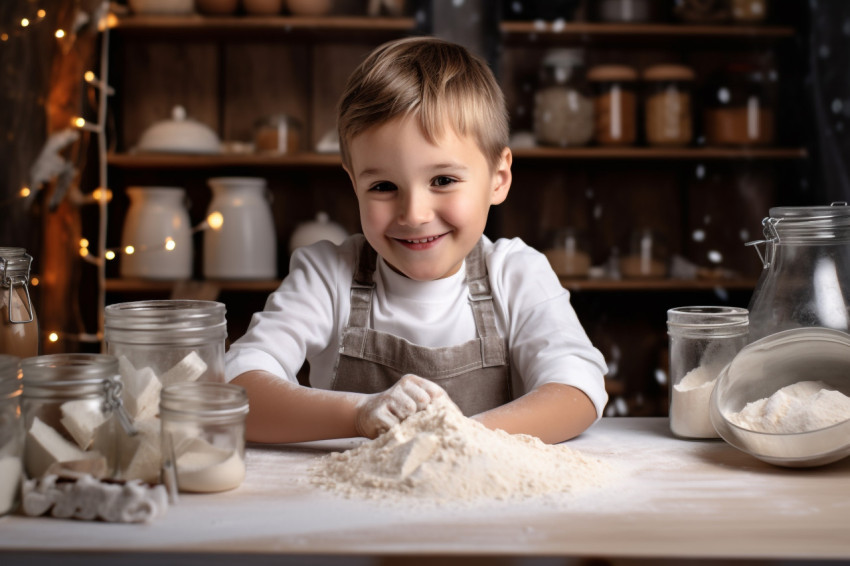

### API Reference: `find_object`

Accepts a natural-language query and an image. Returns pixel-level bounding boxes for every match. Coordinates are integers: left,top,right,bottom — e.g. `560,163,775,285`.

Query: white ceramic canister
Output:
204,177,277,280
120,187,192,280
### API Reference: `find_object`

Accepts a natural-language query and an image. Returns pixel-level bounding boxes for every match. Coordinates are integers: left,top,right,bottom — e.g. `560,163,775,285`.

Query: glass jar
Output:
643,64,695,147
160,382,248,494
534,49,594,147
0,355,23,515
667,306,749,439
673,0,730,23
0,247,38,358
254,115,301,155
20,354,131,479
204,177,277,280
620,228,668,278
595,0,657,23
120,187,193,280
588,65,638,146
730,0,767,23
703,63,776,147
746,204,850,342
542,228,591,278
104,300,227,483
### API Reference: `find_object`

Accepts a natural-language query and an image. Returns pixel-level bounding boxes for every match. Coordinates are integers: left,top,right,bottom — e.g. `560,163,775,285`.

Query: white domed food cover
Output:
137,106,220,155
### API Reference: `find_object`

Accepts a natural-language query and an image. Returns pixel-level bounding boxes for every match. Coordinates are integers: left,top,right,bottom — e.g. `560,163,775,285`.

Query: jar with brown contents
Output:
0,248,38,358
703,63,775,147
588,65,638,146
643,64,695,147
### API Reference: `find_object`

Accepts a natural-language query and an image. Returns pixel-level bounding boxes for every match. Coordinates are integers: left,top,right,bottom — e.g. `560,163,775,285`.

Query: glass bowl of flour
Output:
710,327,850,467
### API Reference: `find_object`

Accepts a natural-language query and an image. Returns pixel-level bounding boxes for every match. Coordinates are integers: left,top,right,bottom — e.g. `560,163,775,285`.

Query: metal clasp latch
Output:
745,217,781,269
103,378,138,437
5,276,34,324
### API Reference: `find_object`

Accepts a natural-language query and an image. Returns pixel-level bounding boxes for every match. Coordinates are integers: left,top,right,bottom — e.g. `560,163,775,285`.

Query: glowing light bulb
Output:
80,238,89,248
92,187,112,201
105,251,116,260
84,71,95,82
48,332,59,343
207,211,224,230
73,117,86,128
21,18,30,27
79,247,89,258
30,276,39,286
164,238,176,251
125,246,135,255
1,34,8,42
19,187,30,198
55,29,65,39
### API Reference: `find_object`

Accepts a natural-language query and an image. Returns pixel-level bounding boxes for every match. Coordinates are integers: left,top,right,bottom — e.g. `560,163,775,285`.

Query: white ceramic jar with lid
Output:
120,187,193,280
667,306,749,439
160,382,248,494
136,106,220,155
204,177,277,280
0,247,38,358
0,355,23,516
288,212,348,253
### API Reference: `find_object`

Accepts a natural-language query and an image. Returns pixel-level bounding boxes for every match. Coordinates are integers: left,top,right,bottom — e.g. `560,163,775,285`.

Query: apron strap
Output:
465,239,507,368
347,236,377,330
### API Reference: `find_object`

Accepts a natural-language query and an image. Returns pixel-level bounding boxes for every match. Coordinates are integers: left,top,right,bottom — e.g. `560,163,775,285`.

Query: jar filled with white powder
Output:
160,382,248,493
104,300,228,484
0,355,23,516
20,354,133,480
667,306,748,439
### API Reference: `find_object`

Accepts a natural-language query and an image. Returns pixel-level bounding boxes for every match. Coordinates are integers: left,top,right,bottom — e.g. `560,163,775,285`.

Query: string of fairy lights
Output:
4,2,224,348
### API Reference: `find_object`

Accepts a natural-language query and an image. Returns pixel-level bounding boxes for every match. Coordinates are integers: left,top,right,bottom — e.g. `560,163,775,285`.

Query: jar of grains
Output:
703,63,776,147
0,355,23,515
104,300,227,484
667,306,749,439
588,65,638,146
534,49,594,147
160,382,248,494
643,64,695,147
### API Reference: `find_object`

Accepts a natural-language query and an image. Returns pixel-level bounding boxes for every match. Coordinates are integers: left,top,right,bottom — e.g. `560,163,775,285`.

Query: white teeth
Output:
405,236,438,244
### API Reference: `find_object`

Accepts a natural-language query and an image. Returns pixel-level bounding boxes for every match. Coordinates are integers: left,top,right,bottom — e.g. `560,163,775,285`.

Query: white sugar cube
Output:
25,417,97,479
159,351,207,387
60,399,108,450
120,418,161,484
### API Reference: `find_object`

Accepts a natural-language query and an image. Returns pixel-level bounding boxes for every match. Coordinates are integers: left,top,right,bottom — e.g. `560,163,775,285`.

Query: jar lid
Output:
21,354,118,398
0,355,21,398
104,300,227,346
643,64,695,81
768,203,850,220
160,382,248,420
587,65,638,82
0,247,32,283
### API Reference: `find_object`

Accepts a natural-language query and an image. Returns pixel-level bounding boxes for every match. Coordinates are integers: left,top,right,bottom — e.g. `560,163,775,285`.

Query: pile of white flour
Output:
725,380,850,434
310,398,613,503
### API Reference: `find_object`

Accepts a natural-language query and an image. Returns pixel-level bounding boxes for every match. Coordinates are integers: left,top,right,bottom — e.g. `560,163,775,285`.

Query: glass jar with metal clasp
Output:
745,203,850,343
0,247,38,358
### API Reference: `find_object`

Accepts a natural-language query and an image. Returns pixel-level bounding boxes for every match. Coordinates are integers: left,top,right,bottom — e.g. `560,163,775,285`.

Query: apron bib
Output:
331,236,512,416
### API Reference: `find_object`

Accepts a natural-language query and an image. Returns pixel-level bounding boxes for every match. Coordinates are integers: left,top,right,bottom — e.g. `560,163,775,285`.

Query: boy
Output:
226,37,607,444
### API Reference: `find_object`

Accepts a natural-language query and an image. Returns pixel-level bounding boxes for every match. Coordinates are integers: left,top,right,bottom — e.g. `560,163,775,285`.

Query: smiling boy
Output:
225,37,607,444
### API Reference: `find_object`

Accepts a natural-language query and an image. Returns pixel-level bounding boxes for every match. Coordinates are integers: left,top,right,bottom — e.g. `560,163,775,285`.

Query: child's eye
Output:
432,176,456,187
369,182,397,193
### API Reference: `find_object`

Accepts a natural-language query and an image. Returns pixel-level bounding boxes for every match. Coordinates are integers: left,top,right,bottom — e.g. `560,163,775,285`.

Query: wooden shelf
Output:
107,147,807,170
106,277,756,294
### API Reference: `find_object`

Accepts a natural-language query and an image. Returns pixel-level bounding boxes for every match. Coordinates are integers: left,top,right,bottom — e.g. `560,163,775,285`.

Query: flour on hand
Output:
725,380,850,434
311,397,613,503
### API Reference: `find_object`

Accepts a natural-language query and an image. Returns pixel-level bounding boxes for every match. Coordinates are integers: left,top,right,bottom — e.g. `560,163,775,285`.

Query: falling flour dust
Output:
725,380,850,434
310,397,615,505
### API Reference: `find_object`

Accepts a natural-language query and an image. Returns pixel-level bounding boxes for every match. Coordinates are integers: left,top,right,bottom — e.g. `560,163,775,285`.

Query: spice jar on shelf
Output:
0,248,38,358
533,49,594,148
620,228,668,278
667,306,749,439
160,382,248,494
588,65,638,146
542,228,591,278
730,0,767,23
703,63,776,147
594,0,659,23
673,0,730,23
254,115,301,155
643,64,695,147
0,355,23,516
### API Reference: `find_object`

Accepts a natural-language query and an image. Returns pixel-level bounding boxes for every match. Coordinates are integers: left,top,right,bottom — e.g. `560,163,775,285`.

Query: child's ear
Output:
490,147,512,205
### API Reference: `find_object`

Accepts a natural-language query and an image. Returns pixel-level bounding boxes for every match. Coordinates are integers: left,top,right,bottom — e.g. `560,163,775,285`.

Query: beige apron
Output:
331,236,512,416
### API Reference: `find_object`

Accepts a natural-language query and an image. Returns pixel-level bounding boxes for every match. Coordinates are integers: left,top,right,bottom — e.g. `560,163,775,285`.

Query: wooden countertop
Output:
1,417,849,563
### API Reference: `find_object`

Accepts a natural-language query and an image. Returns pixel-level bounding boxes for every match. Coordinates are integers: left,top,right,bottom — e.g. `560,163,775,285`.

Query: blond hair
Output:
337,36,509,170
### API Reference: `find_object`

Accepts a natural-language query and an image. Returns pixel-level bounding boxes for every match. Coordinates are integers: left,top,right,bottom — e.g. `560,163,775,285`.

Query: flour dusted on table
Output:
726,380,850,434
311,397,613,503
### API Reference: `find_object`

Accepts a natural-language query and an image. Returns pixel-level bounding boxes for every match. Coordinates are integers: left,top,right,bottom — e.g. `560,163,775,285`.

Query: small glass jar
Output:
588,65,638,146
595,0,658,23
0,355,23,515
746,204,850,342
534,49,594,147
620,228,668,278
703,63,776,147
543,228,591,278
667,306,749,439
160,382,248,494
254,114,301,155
730,0,767,23
673,0,730,23
643,64,695,147
20,354,131,479
0,247,38,358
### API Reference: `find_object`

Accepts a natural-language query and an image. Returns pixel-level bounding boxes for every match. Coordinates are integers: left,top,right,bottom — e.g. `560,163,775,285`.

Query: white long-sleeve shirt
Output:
225,235,609,417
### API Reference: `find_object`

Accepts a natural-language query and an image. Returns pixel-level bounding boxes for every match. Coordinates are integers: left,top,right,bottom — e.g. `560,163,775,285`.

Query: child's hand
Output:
354,374,446,438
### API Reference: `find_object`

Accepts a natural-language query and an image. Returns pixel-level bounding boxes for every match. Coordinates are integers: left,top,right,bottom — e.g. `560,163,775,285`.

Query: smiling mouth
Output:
394,233,446,247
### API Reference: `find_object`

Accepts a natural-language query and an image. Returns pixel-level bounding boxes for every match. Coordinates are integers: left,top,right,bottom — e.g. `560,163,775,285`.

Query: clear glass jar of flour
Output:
0,355,23,515
160,382,248,494
667,306,748,439
19,354,132,480
104,300,227,483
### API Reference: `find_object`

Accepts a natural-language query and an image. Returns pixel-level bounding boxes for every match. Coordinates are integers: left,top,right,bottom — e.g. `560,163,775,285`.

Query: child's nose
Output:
397,191,434,226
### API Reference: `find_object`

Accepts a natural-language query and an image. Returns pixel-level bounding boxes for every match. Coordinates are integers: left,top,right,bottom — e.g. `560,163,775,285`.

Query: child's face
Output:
345,115,511,281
